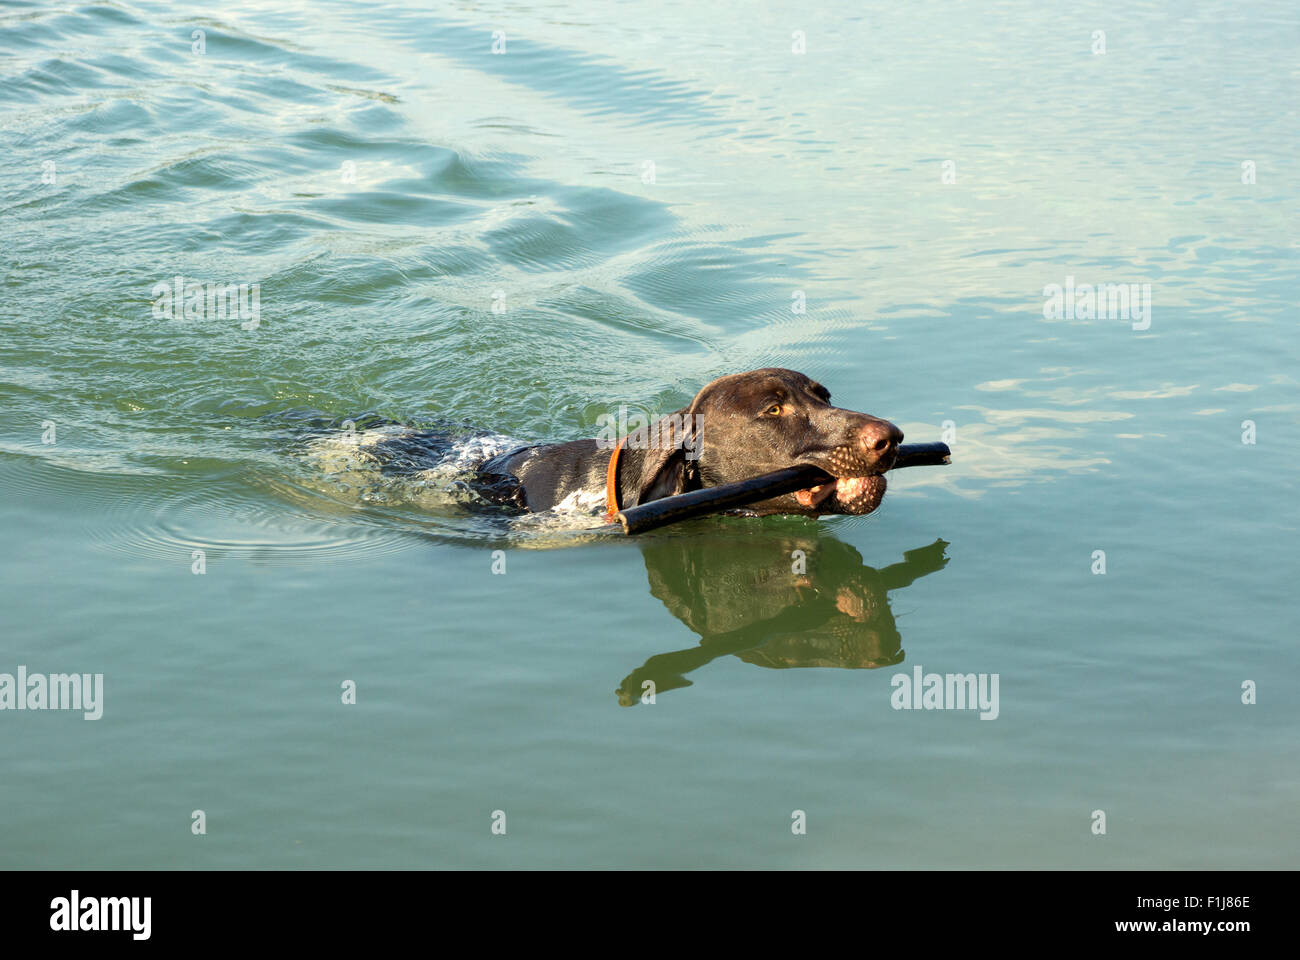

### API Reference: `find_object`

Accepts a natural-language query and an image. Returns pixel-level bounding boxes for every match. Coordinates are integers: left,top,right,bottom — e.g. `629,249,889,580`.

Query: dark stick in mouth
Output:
606,441,951,535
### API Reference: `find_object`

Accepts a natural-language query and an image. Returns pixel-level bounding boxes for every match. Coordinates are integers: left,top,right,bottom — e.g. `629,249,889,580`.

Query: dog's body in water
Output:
360,368,904,520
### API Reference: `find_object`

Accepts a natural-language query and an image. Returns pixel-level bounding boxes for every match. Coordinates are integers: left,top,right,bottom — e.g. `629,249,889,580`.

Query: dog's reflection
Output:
617,535,949,705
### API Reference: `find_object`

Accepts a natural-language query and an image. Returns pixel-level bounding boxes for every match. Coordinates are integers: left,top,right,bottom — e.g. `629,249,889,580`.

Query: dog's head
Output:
630,368,902,516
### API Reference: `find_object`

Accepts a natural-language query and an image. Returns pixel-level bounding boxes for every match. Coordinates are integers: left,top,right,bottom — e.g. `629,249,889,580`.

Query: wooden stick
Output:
611,441,950,535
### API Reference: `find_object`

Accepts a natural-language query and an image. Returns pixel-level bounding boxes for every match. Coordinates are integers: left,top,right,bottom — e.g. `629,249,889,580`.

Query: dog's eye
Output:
764,403,784,417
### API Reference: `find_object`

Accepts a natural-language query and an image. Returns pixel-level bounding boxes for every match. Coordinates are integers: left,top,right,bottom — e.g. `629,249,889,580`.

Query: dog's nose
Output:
860,420,903,455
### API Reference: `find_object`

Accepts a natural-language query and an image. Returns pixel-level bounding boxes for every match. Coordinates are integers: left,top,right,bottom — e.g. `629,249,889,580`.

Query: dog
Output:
465,368,903,518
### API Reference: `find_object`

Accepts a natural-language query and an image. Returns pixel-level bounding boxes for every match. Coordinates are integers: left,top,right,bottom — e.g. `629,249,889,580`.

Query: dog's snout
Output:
860,420,903,455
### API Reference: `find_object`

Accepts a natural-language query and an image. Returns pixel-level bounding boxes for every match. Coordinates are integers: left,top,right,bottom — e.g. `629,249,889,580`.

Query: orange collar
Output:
604,435,629,522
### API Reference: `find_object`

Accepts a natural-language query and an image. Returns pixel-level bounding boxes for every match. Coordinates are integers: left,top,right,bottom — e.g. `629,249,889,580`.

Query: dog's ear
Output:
630,400,704,506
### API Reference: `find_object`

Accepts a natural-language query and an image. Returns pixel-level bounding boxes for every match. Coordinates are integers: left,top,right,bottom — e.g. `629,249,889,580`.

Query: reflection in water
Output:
617,534,949,705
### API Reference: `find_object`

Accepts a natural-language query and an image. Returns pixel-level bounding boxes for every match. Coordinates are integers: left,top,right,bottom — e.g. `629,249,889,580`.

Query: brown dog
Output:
473,368,903,516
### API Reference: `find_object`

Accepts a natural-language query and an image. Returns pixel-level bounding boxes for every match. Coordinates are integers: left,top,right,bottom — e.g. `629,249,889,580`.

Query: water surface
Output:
1,0,1297,867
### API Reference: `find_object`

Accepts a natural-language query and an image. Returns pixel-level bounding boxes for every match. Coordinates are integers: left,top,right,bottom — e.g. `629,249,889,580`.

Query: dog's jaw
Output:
788,438,895,515
794,473,887,515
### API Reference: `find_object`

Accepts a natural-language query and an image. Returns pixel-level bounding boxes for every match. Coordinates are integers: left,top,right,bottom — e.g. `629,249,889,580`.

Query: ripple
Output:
337,9,732,128
0,450,416,565
85,480,416,565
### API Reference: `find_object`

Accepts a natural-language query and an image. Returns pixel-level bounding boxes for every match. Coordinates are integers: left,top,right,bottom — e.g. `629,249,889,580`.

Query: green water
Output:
1,0,1297,868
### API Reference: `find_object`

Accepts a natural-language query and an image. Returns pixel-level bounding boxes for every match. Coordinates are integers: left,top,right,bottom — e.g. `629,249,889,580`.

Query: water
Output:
1,0,1297,868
